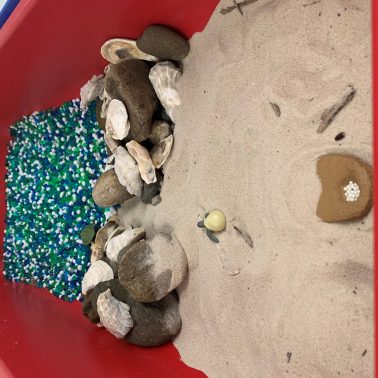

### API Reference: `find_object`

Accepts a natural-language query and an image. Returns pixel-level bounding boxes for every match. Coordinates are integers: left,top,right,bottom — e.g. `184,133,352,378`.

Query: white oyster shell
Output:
126,140,157,184
80,75,104,110
81,260,114,295
114,146,143,196
148,121,171,145
90,218,118,264
104,225,126,250
150,134,173,169
101,38,158,64
97,289,133,339
106,99,130,140
149,62,182,120
104,133,120,154
106,227,145,262
99,88,112,118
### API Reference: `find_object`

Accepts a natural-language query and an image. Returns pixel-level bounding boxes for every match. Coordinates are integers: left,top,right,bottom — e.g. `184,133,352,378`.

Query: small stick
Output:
233,0,244,15
233,225,254,249
303,0,321,7
220,0,259,15
270,102,281,117
317,85,356,133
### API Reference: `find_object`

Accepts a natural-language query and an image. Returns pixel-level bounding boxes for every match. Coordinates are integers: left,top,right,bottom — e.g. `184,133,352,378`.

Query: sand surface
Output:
122,0,373,376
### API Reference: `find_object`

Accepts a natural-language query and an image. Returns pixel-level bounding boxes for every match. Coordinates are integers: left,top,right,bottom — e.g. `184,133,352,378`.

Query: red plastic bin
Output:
0,1,219,377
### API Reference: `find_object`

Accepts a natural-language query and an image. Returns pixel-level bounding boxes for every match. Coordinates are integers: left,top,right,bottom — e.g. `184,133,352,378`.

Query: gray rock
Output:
141,170,163,204
136,25,190,61
92,169,133,208
82,279,182,346
105,60,158,142
118,234,188,302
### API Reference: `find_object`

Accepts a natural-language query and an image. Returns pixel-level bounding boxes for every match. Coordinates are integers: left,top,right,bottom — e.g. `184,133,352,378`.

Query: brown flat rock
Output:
316,154,373,222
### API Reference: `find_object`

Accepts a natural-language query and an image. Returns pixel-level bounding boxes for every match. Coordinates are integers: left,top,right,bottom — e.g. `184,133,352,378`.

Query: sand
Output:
122,0,373,376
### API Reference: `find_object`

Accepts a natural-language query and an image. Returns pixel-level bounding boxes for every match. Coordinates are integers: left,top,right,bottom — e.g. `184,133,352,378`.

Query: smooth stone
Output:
118,234,188,302
316,154,373,222
92,169,133,208
136,25,190,61
141,170,163,204
96,99,106,131
82,279,182,346
105,60,158,142
102,256,119,278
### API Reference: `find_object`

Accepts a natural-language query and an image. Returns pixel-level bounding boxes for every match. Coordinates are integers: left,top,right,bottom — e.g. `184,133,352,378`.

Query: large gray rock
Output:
105,60,158,142
136,25,190,61
118,234,188,302
82,279,182,347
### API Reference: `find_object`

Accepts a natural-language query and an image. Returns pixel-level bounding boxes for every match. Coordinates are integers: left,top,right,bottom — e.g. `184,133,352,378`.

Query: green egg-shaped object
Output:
204,210,226,232
80,224,96,245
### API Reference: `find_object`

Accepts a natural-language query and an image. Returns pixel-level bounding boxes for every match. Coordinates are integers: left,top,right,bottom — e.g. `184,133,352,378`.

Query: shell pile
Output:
80,25,190,344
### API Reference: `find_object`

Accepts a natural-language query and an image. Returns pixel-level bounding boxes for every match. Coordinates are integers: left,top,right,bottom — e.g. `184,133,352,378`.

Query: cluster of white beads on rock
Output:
343,181,360,202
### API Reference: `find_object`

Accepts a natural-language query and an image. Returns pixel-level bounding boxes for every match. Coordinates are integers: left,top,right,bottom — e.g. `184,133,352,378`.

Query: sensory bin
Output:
3,100,109,301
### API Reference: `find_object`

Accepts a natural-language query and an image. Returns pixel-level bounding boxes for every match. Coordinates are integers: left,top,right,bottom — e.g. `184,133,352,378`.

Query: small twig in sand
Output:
233,225,254,249
228,269,241,276
317,85,356,133
233,0,244,15
270,102,281,117
303,0,321,7
287,352,292,363
220,0,259,15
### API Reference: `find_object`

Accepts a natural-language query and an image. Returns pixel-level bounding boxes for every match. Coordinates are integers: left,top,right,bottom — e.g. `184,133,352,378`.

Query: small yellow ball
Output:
204,210,226,232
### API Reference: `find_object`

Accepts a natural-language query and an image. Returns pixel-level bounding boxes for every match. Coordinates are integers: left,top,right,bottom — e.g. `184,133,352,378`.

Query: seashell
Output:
81,260,114,295
104,225,126,249
150,134,173,169
97,289,133,339
90,218,118,263
101,38,159,64
105,99,130,140
114,146,143,196
99,88,112,118
149,62,182,120
126,140,157,184
148,121,171,145
104,133,120,154
106,227,145,262
80,75,104,110
204,210,226,232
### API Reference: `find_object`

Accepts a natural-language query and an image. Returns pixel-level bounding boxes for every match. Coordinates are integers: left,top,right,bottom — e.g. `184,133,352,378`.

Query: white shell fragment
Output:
149,62,182,120
104,133,120,154
344,181,360,202
150,134,173,169
100,88,112,118
114,146,143,196
106,227,145,262
90,218,118,263
81,260,114,295
106,99,130,140
97,289,133,339
148,121,171,145
104,225,126,250
126,140,157,184
101,38,159,64
80,75,104,110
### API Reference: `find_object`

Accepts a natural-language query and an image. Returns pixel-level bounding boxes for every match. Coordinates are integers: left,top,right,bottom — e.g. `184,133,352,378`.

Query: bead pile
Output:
3,100,108,301
343,180,360,202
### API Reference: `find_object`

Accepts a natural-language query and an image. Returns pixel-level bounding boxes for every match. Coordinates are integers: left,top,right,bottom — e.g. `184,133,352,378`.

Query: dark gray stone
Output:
105,60,158,142
141,170,163,204
136,25,190,61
